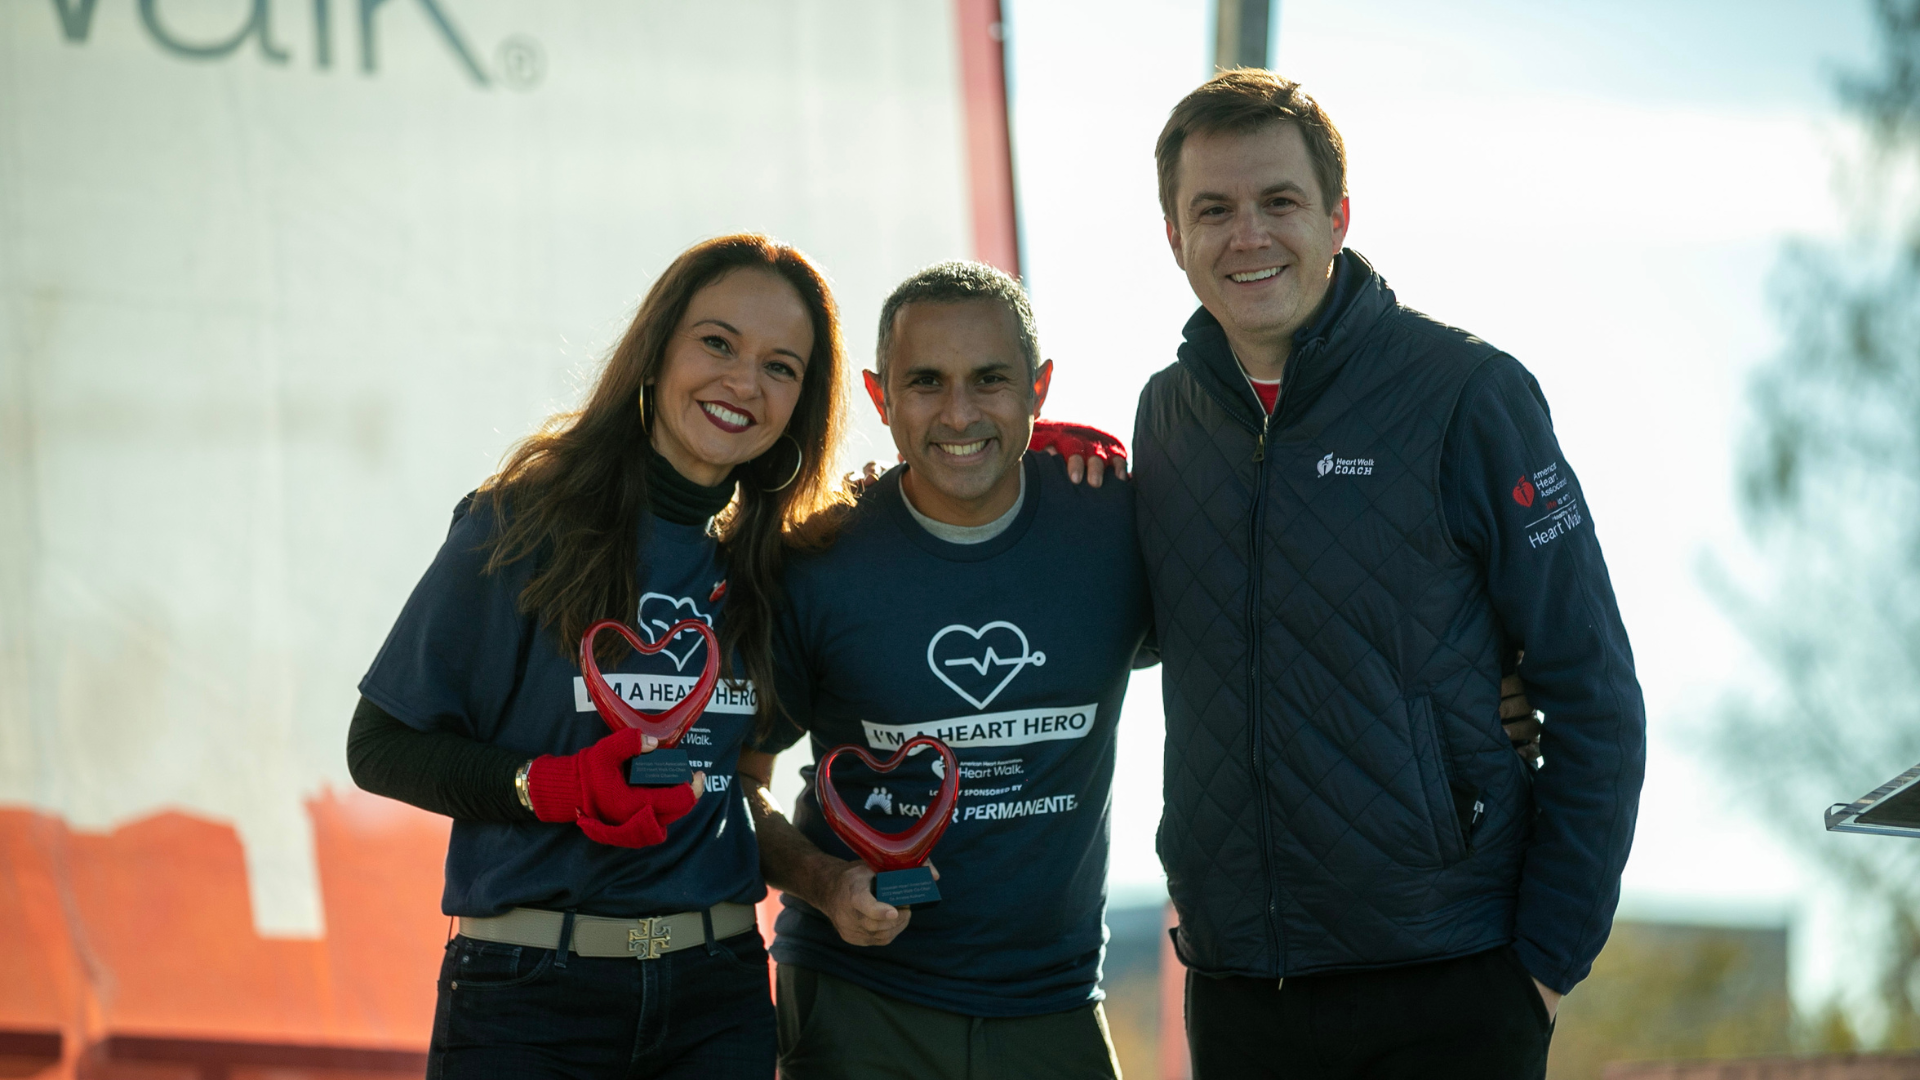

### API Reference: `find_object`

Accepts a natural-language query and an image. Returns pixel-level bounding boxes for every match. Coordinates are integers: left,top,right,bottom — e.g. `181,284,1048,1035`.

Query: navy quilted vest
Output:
1133,253,1533,980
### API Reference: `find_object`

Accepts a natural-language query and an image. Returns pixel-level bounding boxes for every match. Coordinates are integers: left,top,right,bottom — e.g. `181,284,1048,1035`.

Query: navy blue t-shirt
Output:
760,454,1153,1017
359,495,764,918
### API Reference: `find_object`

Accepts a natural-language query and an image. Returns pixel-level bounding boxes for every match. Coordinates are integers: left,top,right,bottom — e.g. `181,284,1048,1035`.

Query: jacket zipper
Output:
1181,341,1298,978
1246,381,1280,976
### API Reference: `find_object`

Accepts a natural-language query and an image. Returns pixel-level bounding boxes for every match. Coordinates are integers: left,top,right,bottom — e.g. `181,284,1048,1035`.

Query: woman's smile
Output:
699,399,756,433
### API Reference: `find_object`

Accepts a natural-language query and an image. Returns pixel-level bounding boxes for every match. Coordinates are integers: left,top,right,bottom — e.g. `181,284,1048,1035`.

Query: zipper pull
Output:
1252,433,1265,463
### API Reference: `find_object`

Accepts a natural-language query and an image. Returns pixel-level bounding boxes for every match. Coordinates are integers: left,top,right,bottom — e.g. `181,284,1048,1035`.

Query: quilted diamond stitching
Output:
1138,308,1514,978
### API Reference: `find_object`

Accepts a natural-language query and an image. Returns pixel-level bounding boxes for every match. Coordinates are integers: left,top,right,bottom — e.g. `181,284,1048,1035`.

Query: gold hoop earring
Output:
637,384,652,431
759,433,803,492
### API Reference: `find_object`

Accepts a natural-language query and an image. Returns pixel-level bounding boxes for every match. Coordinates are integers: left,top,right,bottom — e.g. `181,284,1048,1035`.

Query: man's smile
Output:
932,437,994,461
1228,266,1284,284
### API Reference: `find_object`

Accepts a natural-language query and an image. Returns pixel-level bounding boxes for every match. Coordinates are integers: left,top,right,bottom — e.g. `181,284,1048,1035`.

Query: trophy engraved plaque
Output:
579,617,719,786
817,735,960,906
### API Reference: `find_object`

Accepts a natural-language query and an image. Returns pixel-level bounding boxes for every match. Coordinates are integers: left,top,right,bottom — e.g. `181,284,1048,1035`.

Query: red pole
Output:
952,0,1021,276
1159,901,1190,1080
757,890,781,995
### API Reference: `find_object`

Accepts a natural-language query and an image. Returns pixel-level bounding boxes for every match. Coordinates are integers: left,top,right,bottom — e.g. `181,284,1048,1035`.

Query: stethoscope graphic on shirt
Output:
925,621,1047,711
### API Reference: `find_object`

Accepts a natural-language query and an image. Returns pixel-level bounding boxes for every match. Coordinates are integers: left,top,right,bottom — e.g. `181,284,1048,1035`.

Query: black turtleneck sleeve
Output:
346,695,534,822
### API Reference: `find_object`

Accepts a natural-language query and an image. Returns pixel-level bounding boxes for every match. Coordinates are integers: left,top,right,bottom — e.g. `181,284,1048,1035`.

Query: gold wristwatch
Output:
515,760,535,812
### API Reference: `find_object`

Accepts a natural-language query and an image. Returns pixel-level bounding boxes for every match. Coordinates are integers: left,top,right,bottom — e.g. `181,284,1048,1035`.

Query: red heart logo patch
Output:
817,736,959,872
579,618,719,747
1512,475,1536,508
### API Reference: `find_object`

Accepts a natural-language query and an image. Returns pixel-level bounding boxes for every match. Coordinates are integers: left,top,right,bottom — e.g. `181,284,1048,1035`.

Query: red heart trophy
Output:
580,617,720,785
816,736,960,906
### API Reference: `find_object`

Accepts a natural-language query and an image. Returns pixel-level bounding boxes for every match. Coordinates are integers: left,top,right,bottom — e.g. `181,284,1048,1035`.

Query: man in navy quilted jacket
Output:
1130,70,1646,1078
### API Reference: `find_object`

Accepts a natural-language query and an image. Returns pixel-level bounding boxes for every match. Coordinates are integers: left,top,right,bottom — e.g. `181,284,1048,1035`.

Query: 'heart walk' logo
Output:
1317,452,1375,477
926,621,1046,711
637,593,714,671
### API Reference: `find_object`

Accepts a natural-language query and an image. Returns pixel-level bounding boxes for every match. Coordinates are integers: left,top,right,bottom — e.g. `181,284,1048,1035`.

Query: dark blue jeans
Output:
427,927,776,1079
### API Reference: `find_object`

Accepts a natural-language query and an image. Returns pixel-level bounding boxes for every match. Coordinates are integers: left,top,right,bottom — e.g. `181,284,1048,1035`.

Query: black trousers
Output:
1186,947,1553,1080
774,963,1119,1080
426,929,776,1079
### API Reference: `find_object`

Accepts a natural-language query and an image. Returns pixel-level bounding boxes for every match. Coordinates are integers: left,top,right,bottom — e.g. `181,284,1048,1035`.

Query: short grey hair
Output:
874,261,1040,382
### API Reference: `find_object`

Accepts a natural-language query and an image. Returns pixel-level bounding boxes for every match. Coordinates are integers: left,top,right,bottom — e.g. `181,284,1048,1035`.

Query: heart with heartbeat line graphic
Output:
925,621,1046,711
637,593,714,671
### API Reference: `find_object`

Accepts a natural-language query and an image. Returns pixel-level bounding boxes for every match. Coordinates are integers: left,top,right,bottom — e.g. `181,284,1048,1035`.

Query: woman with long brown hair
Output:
347,234,847,1078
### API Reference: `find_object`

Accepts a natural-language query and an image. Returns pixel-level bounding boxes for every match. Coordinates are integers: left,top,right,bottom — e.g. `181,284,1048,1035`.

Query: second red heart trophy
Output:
817,736,960,906
580,618,719,785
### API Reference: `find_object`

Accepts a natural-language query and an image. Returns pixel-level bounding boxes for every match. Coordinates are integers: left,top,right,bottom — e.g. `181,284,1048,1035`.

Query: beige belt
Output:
458,903,757,960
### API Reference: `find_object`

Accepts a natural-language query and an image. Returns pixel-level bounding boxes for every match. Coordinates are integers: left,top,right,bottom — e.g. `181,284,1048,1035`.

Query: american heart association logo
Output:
637,593,714,671
1512,474,1536,508
926,621,1046,711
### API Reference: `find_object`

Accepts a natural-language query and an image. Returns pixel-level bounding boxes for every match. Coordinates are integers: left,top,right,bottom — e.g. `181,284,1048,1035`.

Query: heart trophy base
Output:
872,865,940,907
627,750,693,786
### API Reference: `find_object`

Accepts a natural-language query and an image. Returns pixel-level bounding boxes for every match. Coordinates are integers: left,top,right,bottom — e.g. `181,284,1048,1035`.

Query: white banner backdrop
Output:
0,0,974,935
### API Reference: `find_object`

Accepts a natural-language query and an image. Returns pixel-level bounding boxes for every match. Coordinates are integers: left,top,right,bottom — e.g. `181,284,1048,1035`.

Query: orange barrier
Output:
0,793,785,1079
0,792,446,1078
0,812,72,1077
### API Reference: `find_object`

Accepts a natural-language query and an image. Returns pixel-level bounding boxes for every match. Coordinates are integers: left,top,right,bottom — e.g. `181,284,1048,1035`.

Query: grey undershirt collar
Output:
902,466,1026,545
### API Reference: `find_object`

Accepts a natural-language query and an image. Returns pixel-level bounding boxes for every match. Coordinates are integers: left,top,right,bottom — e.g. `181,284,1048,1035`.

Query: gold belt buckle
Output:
628,917,672,960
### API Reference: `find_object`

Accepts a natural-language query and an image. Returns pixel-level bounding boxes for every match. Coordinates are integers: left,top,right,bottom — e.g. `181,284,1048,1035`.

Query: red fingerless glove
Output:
526,727,699,849
1029,420,1127,463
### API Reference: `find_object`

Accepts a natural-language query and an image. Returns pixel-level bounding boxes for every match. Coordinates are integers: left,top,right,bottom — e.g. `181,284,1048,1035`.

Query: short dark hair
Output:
1155,69,1347,219
875,261,1040,382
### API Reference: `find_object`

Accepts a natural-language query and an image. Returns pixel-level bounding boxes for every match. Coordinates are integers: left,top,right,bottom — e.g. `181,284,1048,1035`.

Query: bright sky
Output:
1002,0,1879,1011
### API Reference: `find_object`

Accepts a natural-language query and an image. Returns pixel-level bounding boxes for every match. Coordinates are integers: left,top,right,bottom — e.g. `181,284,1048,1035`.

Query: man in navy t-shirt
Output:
740,262,1151,1079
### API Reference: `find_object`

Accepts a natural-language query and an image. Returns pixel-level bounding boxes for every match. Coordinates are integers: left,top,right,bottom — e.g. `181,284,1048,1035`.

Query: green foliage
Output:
1549,922,1793,1080
1811,1001,1865,1054
1717,0,1920,1046
1841,0,1920,145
